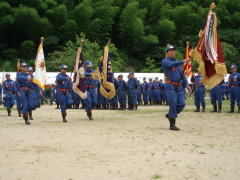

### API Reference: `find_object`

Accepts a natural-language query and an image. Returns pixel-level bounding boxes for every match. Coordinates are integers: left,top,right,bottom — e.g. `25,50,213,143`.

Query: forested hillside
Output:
0,0,239,72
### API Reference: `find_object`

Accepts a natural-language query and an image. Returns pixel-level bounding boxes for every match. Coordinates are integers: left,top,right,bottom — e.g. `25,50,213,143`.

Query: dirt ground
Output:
0,104,240,180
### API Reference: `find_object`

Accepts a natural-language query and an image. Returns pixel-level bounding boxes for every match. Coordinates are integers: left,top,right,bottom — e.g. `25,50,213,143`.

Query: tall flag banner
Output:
72,42,88,99
192,3,227,90
183,41,192,78
94,40,115,99
33,37,47,90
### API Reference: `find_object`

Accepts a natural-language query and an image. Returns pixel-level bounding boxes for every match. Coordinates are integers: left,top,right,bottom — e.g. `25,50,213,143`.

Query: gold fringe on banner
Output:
94,43,115,99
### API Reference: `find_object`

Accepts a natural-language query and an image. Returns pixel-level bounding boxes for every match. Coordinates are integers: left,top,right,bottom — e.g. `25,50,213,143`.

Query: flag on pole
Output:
72,44,88,99
33,37,47,90
192,3,227,90
94,40,115,99
183,41,192,78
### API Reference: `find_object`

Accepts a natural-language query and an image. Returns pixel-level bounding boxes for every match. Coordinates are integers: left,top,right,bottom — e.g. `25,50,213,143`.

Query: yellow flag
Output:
33,37,46,90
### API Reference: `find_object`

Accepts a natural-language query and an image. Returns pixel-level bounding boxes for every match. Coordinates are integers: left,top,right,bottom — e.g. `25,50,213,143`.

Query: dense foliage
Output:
0,0,239,72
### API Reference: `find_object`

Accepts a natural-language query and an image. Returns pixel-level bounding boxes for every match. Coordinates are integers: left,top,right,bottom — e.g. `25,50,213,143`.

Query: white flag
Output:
33,39,46,90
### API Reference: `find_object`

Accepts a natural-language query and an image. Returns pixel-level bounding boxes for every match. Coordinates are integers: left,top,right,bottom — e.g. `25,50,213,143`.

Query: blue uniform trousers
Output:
128,89,137,105
28,91,38,111
4,93,15,108
118,91,126,108
16,94,22,111
20,90,29,114
230,86,240,106
143,91,149,103
86,89,97,111
58,92,68,113
210,85,223,106
154,89,161,102
194,87,206,107
166,85,185,119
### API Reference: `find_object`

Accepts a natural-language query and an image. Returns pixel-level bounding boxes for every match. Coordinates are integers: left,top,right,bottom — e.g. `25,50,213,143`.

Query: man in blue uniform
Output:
3,73,16,116
84,61,96,120
148,78,154,105
16,63,31,125
50,84,56,105
56,65,71,122
110,75,119,110
162,45,191,131
191,72,206,112
127,72,139,110
136,80,142,105
117,74,127,110
15,76,22,117
210,81,224,113
142,77,149,105
228,65,240,113
28,67,41,120
153,77,161,105
159,79,166,105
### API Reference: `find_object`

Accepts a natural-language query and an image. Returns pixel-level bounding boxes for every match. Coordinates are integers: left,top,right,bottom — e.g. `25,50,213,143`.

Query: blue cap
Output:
21,62,28,67
166,44,176,52
231,65,237,69
6,73,10,77
84,61,93,67
129,72,134,75
60,64,68,69
118,74,123,78
28,67,33,71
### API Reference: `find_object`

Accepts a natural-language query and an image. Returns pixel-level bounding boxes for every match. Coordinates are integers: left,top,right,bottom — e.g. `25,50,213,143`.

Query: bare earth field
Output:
0,103,240,180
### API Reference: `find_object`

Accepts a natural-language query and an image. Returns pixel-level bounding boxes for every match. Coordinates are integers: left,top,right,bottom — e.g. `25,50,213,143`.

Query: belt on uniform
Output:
20,87,28,90
30,89,36,92
86,85,96,88
7,91,13,93
166,81,179,87
58,88,68,92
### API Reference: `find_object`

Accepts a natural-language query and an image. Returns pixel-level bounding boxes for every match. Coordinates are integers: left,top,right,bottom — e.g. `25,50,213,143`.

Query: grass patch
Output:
152,174,162,179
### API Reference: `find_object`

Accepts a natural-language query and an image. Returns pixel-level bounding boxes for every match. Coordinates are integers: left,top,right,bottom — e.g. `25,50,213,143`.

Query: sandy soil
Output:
0,104,240,180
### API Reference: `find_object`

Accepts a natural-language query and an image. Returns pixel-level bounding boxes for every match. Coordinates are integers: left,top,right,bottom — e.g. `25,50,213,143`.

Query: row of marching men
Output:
50,69,168,113
0,63,45,125
191,64,240,113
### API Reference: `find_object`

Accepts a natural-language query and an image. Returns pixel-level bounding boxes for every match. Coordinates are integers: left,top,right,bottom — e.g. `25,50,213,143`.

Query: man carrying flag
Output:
162,45,191,131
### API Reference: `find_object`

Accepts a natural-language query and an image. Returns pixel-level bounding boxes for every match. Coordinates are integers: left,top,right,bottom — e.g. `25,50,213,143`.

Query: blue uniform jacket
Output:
162,57,188,89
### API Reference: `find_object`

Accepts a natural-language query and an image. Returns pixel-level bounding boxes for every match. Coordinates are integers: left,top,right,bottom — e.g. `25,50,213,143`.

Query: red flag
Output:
192,3,227,90
183,41,192,78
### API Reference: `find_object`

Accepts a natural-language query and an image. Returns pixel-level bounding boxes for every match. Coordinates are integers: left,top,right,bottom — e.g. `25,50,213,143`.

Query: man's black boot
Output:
29,111,33,120
7,108,11,116
18,109,22,117
62,112,67,122
169,118,180,131
134,105,138,110
228,106,234,113
194,106,200,112
211,105,217,112
202,106,205,112
87,111,93,120
218,105,222,113
23,114,31,125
